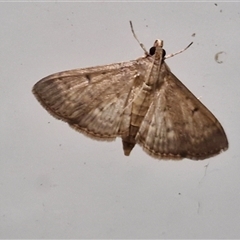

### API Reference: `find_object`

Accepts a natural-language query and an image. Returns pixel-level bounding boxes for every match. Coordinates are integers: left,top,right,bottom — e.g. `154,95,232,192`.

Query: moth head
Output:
149,39,166,58
154,39,163,48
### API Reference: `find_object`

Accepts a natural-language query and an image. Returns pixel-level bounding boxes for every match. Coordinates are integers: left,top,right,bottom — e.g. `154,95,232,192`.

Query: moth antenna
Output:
165,42,193,59
129,21,149,56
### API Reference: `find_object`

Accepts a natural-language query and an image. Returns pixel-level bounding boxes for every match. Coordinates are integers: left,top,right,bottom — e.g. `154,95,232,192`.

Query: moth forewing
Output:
33,58,153,141
136,64,228,160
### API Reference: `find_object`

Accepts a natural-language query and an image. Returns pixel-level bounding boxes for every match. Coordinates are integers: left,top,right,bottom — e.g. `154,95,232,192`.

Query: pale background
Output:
1,2,239,239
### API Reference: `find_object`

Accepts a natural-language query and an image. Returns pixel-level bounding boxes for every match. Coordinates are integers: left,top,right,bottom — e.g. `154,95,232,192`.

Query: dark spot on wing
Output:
192,107,199,115
166,127,171,133
85,74,91,83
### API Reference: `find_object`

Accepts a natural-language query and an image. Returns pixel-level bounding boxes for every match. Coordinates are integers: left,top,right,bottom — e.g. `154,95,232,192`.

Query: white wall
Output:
1,2,239,238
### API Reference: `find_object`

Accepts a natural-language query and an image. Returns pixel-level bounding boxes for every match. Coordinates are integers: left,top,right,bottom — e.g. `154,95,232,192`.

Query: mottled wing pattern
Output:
137,62,228,160
33,59,151,140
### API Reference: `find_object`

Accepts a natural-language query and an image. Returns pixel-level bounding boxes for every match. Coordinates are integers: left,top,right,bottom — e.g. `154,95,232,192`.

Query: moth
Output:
32,22,228,160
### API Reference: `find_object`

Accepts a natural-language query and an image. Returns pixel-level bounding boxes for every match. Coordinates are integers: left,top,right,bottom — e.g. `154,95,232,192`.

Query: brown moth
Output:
32,22,228,160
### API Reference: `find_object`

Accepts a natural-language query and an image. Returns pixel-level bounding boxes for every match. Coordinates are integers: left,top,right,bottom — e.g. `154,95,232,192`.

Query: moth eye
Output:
149,47,166,58
162,49,166,58
149,46,156,55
